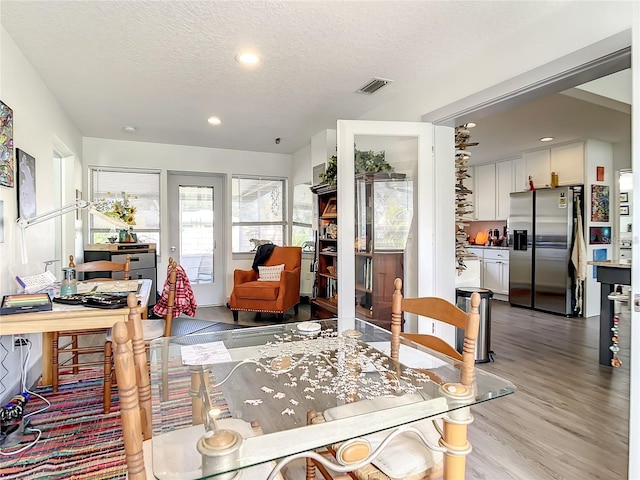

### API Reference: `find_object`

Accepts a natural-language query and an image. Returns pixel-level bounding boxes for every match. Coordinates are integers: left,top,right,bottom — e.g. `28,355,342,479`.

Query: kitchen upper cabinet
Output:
524,142,585,189
524,149,551,188
463,165,475,220
512,157,527,192
474,163,496,220
551,142,584,186
496,161,513,220
473,160,513,221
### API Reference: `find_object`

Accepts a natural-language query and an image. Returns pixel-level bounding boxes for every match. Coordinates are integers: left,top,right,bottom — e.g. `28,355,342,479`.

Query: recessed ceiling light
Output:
207,116,222,126
540,137,554,142
465,122,477,128
123,126,137,133
236,52,260,65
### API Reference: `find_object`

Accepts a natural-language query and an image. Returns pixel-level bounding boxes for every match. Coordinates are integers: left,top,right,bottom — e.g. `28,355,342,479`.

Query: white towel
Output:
571,202,587,315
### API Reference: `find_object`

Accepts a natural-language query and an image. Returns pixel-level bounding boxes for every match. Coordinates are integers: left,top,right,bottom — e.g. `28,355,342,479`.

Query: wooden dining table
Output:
0,279,152,385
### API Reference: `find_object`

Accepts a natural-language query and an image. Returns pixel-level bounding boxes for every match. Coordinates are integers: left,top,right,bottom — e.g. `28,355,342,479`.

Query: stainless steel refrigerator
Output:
509,186,581,315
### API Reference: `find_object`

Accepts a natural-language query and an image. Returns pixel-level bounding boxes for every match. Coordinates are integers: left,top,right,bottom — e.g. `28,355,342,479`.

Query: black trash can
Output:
455,287,493,363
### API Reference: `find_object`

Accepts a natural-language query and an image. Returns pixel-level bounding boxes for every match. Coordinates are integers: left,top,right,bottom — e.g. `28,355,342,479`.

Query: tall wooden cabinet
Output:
310,173,407,330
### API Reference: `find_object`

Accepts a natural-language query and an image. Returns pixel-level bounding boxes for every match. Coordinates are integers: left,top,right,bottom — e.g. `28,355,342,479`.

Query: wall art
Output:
592,248,607,278
590,184,609,222
620,205,630,216
596,166,605,182
620,192,629,203
589,226,611,245
0,101,14,188
16,149,36,220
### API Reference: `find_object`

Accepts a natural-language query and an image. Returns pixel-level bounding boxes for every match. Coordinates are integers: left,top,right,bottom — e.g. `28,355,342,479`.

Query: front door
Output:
167,173,225,306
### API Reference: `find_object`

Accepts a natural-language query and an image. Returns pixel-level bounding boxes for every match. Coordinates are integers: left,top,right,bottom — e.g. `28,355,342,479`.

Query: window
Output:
89,168,160,247
232,175,286,252
292,183,313,247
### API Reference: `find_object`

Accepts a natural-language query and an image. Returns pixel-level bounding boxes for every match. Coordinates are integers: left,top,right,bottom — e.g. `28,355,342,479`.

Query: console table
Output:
589,260,631,366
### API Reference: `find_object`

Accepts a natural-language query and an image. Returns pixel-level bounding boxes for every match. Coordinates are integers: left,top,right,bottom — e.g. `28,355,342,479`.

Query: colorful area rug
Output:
0,368,229,479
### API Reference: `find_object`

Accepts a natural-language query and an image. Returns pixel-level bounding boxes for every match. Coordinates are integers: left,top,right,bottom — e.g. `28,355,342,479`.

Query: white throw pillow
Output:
258,264,285,281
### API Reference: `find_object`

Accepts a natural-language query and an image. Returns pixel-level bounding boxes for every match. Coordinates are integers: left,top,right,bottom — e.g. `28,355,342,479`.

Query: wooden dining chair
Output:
51,254,131,394
103,258,176,413
306,277,480,480
113,293,284,480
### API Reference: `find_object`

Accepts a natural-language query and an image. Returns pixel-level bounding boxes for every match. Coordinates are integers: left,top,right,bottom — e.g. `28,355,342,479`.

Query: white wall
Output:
291,143,314,296
82,137,292,299
0,26,83,404
584,139,614,317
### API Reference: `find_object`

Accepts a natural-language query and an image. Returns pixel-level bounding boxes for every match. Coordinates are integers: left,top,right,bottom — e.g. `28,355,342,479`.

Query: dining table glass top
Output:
149,318,515,479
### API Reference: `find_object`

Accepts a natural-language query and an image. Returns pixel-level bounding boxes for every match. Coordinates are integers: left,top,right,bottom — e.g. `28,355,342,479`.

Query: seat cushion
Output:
323,395,444,479
234,281,280,300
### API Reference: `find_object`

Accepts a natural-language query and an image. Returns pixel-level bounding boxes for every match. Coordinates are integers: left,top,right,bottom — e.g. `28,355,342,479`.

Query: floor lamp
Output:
16,199,129,264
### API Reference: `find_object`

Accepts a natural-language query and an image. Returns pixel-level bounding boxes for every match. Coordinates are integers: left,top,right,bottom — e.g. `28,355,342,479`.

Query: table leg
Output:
442,417,469,480
41,332,53,385
599,282,615,366
440,383,473,480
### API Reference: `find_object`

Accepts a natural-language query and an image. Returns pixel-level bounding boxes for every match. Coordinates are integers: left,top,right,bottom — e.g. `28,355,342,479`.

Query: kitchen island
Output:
588,259,631,366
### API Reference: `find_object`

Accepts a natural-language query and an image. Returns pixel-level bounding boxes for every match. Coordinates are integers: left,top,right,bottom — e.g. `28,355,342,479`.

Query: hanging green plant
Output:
318,148,394,187
319,155,338,186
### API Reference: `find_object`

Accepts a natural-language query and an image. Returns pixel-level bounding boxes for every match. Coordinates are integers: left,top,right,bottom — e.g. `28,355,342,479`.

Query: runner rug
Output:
0,368,230,479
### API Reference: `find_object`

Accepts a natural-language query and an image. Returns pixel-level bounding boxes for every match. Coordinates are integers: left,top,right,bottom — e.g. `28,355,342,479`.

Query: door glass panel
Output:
352,136,415,326
179,185,214,284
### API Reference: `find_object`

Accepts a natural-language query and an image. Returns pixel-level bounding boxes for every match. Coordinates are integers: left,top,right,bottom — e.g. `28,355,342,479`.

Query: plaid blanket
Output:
153,263,197,317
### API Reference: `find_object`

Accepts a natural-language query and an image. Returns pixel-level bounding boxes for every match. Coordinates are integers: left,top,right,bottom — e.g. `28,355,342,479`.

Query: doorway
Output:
167,172,225,306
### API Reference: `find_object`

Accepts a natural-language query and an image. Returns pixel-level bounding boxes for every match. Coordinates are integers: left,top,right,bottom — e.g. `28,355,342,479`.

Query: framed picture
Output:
596,166,605,182
590,184,609,222
16,148,36,220
589,226,611,245
322,197,337,217
620,205,630,216
0,100,14,188
620,192,629,203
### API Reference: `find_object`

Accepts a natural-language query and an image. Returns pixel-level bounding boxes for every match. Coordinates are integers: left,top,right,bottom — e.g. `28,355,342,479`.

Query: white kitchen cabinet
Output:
524,142,585,189
474,163,496,220
524,148,551,189
482,249,509,296
496,161,512,220
463,165,475,220
512,157,527,192
551,142,584,186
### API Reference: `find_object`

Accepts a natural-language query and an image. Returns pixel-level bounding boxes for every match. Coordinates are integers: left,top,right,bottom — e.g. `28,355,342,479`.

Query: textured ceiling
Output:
0,1,632,158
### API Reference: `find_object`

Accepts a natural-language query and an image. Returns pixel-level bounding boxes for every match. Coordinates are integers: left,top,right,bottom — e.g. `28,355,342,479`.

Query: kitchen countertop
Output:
465,245,510,250
587,259,631,268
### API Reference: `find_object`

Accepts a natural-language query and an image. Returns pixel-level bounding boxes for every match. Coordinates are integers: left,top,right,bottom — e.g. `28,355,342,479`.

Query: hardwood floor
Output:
68,300,629,478
467,300,629,479
198,300,631,479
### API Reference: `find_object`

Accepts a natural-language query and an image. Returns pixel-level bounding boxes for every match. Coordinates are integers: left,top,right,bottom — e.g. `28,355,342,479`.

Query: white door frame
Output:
167,171,226,306
336,120,436,320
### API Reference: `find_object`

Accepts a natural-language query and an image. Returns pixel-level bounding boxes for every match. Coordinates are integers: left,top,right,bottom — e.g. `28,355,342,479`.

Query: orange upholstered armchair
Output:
229,246,302,322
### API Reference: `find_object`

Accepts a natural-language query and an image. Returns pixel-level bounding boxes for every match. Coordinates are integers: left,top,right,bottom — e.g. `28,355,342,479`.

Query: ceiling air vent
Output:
356,77,393,95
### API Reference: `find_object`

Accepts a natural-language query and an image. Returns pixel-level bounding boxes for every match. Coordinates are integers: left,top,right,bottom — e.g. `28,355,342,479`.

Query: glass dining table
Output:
148,318,515,479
